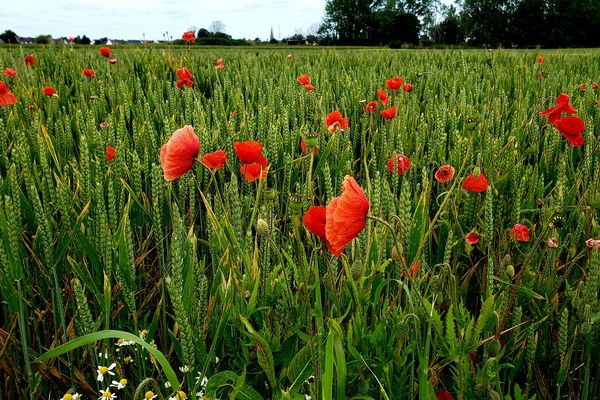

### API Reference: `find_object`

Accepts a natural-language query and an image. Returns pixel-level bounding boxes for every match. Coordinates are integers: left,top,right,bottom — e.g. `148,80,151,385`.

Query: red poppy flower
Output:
365,101,377,112
3,68,16,77
540,93,577,123
203,150,227,170
99,47,111,58
510,224,530,242
106,145,116,161
182,31,196,43
325,176,369,257
579,83,585,91
215,58,224,69
69,36,75,42
437,390,453,400
536,71,543,79
537,56,544,64
0,81,18,106
387,153,410,175
381,106,397,120
465,231,479,245
325,110,349,132
386,77,403,90
109,58,118,65
554,116,585,147
159,125,200,181
435,165,455,184
303,206,335,253
82,68,96,77
377,89,389,106
300,138,318,155
586,238,599,249
593,82,598,90
24,55,36,67
304,83,315,92
234,141,264,164
240,162,268,182
43,86,55,96
402,83,414,92
297,74,311,86
462,171,488,193
176,67,193,89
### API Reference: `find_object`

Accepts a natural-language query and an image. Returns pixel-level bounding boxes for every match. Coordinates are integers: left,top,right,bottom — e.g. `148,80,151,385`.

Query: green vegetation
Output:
0,46,599,399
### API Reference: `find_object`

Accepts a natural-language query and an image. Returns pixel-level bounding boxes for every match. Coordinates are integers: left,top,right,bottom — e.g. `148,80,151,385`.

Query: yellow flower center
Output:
102,391,111,397
99,366,109,374
119,378,127,385
63,394,73,400
117,339,124,345
144,391,155,399
177,391,187,400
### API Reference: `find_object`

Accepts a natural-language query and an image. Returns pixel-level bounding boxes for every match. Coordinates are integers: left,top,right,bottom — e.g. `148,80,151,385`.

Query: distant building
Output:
18,37,35,44
270,27,275,42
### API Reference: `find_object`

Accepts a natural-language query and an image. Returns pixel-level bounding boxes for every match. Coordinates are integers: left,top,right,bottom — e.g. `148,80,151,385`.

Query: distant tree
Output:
95,37,108,44
35,35,52,44
0,30,18,44
77,35,91,45
209,20,226,34
197,28,211,39
430,5,463,45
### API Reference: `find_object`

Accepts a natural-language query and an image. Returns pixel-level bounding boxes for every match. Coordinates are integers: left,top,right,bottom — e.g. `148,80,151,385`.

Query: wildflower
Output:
182,31,196,43
537,56,544,64
465,231,479,245
380,106,397,120
97,363,116,382
203,150,227,170
195,372,208,386
43,86,55,96
377,89,389,106
234,141,265,164
69,36,76,42
99,47,111,58
387,153,410,175
98,352,109,359
365,101,377,112
435,165,455,184
386,77,404,90
579,83,585,92
82,68,96,77
109,59,118,65
139,330,148,340
325,110,349,132
176,67,193,89
586,238,599,249
300,138,318,155
111,379,127,389
215,58,224,69
179,365,190,373
540,93,577,123
144,391,158,400
60,393,82,400
303,206,334,253
0,81,18,106
297,74,311,86
25,54,36,67
547,237,558,248
98,389,116,400
593,82,598,90
304,83,315,91
106,146,116,162
3,68,16,77
402,83,414,92
164,381,172,388
437,390,453,400
287,54,293,60
169,391,187,400
325,176,369,257
510,224,530,242
554,116,585,147
123,356,133,364
160,126,200,181
409,260,421,278
115,339,134,347
462,169,488,193
240,162,268,182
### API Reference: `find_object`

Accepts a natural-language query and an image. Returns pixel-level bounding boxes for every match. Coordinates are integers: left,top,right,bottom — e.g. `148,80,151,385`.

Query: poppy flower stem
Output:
366,214,409,276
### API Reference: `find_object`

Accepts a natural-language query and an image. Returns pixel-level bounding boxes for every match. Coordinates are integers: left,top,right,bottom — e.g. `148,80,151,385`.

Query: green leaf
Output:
204,371,264,400
287,343,313,395
239,315,278,392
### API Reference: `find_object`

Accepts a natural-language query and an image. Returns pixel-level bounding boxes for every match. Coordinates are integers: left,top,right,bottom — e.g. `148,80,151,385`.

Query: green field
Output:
0,46,599,400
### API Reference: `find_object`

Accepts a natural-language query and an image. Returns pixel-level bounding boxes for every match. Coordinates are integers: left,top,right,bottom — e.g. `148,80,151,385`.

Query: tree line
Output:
319,0,600,47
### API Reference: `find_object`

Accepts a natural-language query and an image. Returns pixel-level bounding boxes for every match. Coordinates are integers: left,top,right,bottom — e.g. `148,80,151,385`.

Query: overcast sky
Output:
1,0,325,41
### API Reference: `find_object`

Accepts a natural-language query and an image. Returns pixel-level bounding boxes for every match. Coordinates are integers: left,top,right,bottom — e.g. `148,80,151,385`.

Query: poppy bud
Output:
256,218,269,237
592,82,598,90
265,189,277,201
473,166,481,177
289,193,303,213
487,338,501,357
304,131,319,148
350,261,365,280
391,245,401,261
506,265,515,278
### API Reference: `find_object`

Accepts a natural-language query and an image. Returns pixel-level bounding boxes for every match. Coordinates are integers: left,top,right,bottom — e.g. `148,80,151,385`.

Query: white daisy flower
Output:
179,365,190,373
195,372,208,387
115,339,135,347
168,391,187,400
97,363,116,382
110,378,127,389
60,393,82,400
98,352,109,359
98,388,116,400
164,381,172,388
143,391,158,400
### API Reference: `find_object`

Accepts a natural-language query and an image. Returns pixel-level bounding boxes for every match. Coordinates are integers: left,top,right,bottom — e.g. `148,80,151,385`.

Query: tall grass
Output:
0,45,599,399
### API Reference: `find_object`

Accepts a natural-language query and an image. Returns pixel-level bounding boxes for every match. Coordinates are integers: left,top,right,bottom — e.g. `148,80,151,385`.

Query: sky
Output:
1,0,326,41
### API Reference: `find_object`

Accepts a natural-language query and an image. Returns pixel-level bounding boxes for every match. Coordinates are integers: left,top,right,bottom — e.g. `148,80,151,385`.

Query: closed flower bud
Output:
506,265,515,278
256,218,269,236
487,338,501,357
304,131,320,148
265,189,277,201
391,245,401,261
